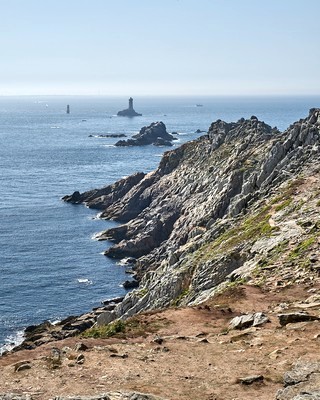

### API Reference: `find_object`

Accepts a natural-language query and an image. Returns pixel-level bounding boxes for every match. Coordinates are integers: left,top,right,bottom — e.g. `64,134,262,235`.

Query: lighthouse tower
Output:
117,97,142,117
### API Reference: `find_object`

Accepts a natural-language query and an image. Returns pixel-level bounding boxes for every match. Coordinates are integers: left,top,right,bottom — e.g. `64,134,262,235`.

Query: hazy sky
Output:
1,0,319,96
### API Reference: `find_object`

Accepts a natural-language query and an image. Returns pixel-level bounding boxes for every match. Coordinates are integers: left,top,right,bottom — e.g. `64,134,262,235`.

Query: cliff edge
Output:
64,109,320,322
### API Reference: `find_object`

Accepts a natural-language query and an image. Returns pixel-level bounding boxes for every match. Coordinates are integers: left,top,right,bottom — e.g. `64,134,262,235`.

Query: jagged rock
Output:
96,311,117,326
115,122,173,147
74,342,88,352
122,280,139,289
238,374,264,385
76,354,85,364
278,312,320,326
153,137,173,147
276,361,320,399
63,109,320,319
62,172,145,211
229,312,269,330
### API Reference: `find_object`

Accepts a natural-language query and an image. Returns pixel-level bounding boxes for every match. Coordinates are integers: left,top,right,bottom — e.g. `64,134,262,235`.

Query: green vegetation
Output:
137,287,148,297
172,288,190,307
193,205,278,265
83,315,171,339
274,198,292,212
289,237,316,260
82,320,125,339
270,177,305,205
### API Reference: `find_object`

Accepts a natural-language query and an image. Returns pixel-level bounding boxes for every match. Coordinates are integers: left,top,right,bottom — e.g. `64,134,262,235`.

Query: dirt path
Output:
1,284,319,400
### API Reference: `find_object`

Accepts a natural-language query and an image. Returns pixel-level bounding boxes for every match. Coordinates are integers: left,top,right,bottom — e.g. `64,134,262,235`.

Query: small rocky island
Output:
115,121,174,146
117,97,142,117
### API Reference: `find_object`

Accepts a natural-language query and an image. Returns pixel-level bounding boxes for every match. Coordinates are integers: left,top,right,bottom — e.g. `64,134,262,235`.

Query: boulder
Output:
123,280,139,289
229,312,269,330
115,122,174,147
96,311,117,326
278,312,320,326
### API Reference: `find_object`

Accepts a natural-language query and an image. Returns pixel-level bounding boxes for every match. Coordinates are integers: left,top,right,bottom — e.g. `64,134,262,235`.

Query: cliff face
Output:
64,109,320,320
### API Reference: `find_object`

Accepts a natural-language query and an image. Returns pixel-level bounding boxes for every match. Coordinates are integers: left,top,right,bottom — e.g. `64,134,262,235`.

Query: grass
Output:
82,320,125,339
274,198,293,212
172,288,190,307
289,237,316,260
82,315,172,339
192,205,277,265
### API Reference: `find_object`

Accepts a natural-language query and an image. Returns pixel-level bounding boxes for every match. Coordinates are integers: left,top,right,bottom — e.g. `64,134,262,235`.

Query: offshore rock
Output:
115,122,174,147
64,109,320,320
117,97,142,117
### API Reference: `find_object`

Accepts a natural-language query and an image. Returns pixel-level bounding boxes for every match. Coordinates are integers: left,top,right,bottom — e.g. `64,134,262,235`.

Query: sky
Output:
0,0,319,96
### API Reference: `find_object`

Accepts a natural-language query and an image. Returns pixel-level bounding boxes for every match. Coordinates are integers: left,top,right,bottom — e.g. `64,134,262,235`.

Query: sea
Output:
1,95,320,354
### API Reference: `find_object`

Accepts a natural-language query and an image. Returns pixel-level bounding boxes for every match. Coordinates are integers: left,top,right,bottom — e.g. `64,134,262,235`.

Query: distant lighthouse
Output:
66,105,70,114
117,97,142,117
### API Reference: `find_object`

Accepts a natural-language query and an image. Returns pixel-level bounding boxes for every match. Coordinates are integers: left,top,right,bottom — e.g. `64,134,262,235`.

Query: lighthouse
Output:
117,97,142,117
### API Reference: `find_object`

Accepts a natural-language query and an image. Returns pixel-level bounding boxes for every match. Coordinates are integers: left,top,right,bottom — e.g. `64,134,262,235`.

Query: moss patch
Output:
82,320,125,339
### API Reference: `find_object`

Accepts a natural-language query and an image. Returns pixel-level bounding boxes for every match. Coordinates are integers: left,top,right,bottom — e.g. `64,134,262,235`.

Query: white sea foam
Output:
77,278,93,285
0,330,25,356
50,126,60,129
91,231,104,240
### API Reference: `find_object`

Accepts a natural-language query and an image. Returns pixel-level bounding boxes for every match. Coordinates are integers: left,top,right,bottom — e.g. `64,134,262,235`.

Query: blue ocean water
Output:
0,95,319,353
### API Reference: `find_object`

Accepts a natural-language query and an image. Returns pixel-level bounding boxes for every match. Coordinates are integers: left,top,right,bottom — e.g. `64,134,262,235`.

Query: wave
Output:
77,278,93,285
0,330,24,356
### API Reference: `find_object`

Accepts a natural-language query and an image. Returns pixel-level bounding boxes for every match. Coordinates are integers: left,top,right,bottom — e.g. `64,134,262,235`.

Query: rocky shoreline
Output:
62,109,320,324
2,297,124,355
2,109,320,400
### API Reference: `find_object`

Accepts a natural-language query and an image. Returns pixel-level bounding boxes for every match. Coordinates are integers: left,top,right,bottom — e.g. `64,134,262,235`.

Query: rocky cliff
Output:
64,109,320,322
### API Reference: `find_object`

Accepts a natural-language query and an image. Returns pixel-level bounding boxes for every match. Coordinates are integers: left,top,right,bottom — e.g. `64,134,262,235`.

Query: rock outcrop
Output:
64,109,320,322
276,361,320,399
117,97,142,117
115,122,174,147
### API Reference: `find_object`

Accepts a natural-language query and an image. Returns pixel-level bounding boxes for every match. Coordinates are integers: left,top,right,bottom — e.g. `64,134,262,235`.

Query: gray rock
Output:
276,361,320,400
15,363,31,372
229,312,269,330
278,312,320,326
74,342,88,352
239,374,264,385
96,311,117,326
63,109,320,319
115,122,173,147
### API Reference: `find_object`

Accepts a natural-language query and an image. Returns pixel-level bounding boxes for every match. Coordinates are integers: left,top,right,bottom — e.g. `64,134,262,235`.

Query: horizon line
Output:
1,93,320,98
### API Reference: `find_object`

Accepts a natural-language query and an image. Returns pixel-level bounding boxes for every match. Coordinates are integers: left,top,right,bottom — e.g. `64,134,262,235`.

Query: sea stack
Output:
117,97,142,117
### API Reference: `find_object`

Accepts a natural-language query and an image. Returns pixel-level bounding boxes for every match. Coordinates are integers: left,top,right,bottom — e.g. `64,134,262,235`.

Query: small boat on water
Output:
196,104,203,107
